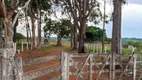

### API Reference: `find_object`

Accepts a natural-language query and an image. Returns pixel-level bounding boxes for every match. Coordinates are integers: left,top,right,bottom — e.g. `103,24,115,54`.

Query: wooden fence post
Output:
100,45,102,53
93,44,95,53
97,45,98,53
110,53,115,80
89,53,93,80
105,46,107,53
21,42,23,52
61,52,69,80
14,43,16,51
133,54,137,80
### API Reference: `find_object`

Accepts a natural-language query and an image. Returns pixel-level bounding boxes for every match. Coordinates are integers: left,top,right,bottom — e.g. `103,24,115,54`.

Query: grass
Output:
65,47,73,51
40,45,58,52
122,48,132,54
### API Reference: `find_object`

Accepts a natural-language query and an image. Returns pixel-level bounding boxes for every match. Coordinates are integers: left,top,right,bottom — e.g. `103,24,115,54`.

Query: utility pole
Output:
102,0,106,53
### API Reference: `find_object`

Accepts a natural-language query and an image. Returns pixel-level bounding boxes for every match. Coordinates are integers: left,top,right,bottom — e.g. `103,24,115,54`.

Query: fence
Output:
61,52,142,80
85,43,109,53
14,42,32,53
13,54,61,80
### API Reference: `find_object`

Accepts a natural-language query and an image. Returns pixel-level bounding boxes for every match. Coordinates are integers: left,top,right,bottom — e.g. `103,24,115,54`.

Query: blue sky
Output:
105,0,142,38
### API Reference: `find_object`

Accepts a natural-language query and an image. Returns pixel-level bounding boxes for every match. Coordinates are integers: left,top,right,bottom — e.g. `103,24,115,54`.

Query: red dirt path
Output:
21,46,65,60
19,46,65,80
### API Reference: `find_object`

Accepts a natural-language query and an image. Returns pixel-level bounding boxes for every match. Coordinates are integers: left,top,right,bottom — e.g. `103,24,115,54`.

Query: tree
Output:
27,0,52,49
0,0,31,79
0,19,3,48
0,0,31,48
44,19,71,46
57,0,102,53
111,0,122,54
85,26,107,42
133,42,142,52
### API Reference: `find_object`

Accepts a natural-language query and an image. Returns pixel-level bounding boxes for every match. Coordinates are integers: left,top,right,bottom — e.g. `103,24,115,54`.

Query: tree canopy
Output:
85,26,107,42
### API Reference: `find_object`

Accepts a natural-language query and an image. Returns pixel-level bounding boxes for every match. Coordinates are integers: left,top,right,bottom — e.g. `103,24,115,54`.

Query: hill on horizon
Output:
122,38,142,45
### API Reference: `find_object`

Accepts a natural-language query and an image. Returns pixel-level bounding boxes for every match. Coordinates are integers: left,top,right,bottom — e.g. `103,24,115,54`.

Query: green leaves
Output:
44,19,71,38
85,25,107,42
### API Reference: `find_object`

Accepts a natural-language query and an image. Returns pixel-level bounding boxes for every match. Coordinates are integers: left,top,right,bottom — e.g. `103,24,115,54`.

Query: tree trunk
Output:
1,19,17,80
71,23,78,49
3,19,14,48
37,14,41,49
73,25,78,49
26,26,29,44
57,35,62,46
78,21,86,53
13,24,17,43
30,16,36,49
37,0,42,49
111,0,122,54
71,30,74,48
0,25,3,48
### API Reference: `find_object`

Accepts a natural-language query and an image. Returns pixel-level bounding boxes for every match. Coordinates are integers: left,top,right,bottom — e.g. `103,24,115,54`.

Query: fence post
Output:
100,45,102,53
61,52,69,80
14,43,17,51
133,54,137,80
105,46,107,53
110,53,115,80
89,54,93,80
21,42,23,52
97,45,98,53
18,49,20,54
93,44,95,53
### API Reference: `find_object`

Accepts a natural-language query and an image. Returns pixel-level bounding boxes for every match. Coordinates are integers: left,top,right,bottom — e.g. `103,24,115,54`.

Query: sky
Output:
105,0,142,38
17,0,142,38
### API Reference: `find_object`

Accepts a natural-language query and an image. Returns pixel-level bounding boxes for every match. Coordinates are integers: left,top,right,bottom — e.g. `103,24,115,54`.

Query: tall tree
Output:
59,0,102,53
0,0,31,48
44,19,71,46
111,0,122,54
0,0,31,80
0,19,3,48
27,0,52,49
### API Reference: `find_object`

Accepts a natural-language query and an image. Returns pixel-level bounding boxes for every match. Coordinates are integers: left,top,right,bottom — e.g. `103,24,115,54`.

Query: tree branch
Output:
0,0,7,18
7,0,19,19
12,0,31,27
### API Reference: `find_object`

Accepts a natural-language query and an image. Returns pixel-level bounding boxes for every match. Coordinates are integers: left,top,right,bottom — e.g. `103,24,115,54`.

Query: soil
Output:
17,45,65,80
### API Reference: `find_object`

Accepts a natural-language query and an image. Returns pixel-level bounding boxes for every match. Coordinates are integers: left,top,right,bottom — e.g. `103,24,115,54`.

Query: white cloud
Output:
122,4,142,19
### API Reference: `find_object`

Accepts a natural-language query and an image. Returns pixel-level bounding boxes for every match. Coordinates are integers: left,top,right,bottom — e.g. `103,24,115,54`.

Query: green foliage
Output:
43,19,71,38
85,26,107,42
14,33,26,41
4,0,13,10
122,38,142,45
30,0,52,13
127,41,134,45
122,48,132,54
133,42,142,52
